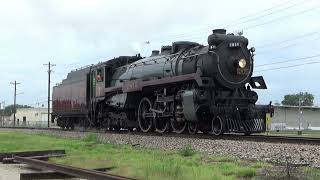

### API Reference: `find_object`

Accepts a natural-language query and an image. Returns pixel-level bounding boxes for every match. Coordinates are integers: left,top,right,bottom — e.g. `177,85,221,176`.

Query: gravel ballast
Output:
2,128,320,168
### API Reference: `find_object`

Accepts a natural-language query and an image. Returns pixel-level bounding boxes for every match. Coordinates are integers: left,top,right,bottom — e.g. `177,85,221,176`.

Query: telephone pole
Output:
298,96,303,135
44,61,56,128
10,81,21,127
0,101,4,127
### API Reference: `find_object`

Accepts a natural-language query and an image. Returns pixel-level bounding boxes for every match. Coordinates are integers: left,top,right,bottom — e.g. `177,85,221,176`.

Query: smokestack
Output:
151,50,160,56
212,29,226,35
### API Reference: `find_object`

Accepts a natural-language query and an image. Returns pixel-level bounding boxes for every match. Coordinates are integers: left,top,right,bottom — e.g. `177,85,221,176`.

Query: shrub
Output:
237,168,256,178
179,144,195,157
82,133,99,143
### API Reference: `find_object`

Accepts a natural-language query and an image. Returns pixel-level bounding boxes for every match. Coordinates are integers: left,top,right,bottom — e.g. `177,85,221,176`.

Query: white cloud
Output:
0,0,319,106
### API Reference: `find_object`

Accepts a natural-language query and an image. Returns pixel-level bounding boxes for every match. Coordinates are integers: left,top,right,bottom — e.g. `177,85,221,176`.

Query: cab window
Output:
96,68,104,82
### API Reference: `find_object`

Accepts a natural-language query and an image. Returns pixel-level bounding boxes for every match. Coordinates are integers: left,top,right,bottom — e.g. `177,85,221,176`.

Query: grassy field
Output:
0,131,319,180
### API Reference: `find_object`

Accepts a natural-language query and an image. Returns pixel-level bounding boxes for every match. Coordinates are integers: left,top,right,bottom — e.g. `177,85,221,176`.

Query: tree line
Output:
275,92,315,106
0,105,32,116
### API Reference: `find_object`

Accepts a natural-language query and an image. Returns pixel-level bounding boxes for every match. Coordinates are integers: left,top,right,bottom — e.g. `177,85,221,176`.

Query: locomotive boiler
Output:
52,29,273,135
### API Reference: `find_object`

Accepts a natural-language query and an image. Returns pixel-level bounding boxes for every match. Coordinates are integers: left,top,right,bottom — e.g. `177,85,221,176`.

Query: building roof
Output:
16,107,52,110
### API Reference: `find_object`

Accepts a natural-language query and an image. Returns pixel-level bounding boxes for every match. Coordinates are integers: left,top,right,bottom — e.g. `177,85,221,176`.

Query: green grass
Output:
302,167,320,180
0,130,316,180
178,144,195,157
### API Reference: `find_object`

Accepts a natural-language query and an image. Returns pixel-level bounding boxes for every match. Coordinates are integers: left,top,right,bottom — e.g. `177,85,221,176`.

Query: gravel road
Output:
2,128,320,168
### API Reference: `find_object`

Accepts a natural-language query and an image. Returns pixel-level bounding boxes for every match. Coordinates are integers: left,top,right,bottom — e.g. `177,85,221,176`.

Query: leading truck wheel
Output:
138,97,154,133
212,116,224,136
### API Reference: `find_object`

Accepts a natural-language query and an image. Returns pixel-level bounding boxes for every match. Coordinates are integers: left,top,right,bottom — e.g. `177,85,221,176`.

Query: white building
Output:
6,108,54,127
271,105,320,130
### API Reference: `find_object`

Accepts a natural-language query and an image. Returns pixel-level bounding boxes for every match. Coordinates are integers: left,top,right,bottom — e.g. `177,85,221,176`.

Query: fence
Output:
0,120,57,128
271,105,320,131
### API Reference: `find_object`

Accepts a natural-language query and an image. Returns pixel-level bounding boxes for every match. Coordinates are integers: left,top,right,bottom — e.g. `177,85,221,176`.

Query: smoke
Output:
130,42,142,54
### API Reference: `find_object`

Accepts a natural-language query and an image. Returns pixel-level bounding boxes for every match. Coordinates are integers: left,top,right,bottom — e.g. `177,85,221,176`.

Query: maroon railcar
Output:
52,67,90,127
52,56,141,129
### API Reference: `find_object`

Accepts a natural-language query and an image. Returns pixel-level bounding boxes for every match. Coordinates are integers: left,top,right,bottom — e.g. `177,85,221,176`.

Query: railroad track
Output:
15,156,135,180
1,126,320,145
0,149,134,180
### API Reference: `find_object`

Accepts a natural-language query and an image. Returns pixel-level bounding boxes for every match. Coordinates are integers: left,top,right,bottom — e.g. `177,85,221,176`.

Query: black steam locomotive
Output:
52,29,273,135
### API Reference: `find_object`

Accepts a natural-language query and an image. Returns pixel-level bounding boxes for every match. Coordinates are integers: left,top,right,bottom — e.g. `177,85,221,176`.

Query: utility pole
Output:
44,61,56,128
10,81,21,127
0,101,4,127
2,101,4,127
0,102,1,127
298,96,303,135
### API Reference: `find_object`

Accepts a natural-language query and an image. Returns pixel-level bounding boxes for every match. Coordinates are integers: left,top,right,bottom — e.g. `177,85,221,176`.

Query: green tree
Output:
0,104,32,116
281,92,314,106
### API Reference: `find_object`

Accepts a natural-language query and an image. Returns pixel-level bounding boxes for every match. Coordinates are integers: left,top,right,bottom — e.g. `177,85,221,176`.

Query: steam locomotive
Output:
52,29,273,135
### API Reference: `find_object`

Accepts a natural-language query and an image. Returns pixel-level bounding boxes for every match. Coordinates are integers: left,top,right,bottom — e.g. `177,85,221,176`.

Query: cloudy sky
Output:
0,0,319,107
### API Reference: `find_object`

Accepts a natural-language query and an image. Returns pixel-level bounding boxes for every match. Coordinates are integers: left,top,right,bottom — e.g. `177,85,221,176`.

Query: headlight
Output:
238,59,247,68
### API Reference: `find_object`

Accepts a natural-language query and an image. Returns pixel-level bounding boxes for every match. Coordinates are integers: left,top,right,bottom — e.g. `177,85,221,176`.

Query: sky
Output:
0,0,319,108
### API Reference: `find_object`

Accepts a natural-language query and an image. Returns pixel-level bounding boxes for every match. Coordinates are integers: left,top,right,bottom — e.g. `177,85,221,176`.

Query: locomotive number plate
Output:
122,80,143,92
237,68,249,75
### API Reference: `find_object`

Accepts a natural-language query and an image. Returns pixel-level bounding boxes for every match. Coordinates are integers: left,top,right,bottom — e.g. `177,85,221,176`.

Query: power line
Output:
258,43,313,54
148,0,317,43
223,0,302,25
152,6,318,45
256,54,320,67
224,0,305,29
257,34,320,54
256,31,319,48
242,6,318,30
148,0,302,41
255,60,320,72
49,2,318,69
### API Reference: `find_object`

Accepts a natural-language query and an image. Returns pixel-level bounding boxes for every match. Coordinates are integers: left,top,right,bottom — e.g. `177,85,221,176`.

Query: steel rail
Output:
20,167,114,180
3,154,65,164
236,134,320,144
0,149,65,162
14,156,136,180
